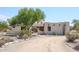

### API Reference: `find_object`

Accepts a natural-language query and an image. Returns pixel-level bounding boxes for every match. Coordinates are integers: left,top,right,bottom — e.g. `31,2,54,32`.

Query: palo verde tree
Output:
8,8,45,38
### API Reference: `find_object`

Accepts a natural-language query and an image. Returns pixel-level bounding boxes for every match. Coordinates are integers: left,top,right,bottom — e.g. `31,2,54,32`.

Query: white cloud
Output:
0,15,11,21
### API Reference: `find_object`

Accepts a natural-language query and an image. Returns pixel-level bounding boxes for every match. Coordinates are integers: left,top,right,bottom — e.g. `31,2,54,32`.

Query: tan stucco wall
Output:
43,22,69,35
33,21,70,35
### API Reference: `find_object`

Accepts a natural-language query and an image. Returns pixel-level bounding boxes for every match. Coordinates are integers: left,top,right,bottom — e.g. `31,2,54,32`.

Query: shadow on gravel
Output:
74,45,79,51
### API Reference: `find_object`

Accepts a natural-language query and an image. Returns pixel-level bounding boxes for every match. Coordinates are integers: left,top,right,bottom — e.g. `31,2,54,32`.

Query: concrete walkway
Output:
0,35,75,52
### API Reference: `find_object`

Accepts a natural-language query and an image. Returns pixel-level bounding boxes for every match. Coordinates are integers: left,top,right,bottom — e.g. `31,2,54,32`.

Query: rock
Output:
4,42,14,46
0,36,14,47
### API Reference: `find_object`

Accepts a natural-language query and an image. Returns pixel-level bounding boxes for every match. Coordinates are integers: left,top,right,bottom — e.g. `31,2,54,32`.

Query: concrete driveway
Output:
0,35,75,52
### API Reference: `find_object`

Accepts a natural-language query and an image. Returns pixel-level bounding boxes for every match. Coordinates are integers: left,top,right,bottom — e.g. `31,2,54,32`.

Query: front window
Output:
48,26,51,31
38,27,44,31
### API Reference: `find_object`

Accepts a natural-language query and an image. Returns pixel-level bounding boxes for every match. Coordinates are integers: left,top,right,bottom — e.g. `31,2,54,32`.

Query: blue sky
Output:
0,7,79,25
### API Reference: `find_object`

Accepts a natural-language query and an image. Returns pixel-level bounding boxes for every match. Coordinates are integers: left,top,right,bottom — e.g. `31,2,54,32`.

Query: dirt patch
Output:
0,35,75,52
65,39,79,51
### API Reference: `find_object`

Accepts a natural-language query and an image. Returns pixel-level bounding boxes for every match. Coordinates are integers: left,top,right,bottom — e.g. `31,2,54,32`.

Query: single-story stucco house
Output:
9,20,70,35
32,21,70,35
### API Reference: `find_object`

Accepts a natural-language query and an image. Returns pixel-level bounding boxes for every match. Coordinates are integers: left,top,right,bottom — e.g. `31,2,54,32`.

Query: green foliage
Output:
19,29,32,39
8,8,45,29
0,21,8,31
66,30,78,42
8,16,18,27
8,8,45,38
72,19,79,30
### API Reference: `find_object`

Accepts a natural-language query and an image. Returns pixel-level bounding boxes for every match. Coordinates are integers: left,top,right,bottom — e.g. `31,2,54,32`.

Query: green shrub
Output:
18,29,32,39
66,33,76,42
0,22,8,32
66,30,78,42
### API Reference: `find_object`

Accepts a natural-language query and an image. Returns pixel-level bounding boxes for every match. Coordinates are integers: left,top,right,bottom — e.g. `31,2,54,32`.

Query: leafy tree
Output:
9,8,45,28
8,16,18,27
8,8,45,38
0,21,8,31
72,19,79,30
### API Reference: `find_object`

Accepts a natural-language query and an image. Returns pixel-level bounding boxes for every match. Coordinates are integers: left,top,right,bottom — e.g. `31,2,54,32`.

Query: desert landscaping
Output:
0,7,79,52
0,35,75,52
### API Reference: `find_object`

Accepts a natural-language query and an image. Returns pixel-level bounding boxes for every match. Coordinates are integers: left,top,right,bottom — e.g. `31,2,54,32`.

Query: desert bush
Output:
0,37,14,47
18,29,32,39
66,33,76,42
0,22,8,32
18,29,27,38
22,34,28,40
66,30,78,42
